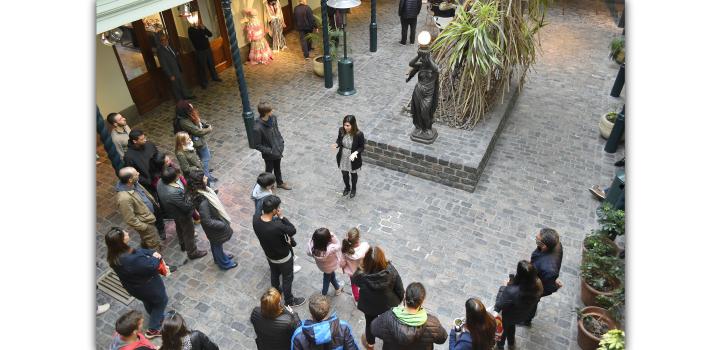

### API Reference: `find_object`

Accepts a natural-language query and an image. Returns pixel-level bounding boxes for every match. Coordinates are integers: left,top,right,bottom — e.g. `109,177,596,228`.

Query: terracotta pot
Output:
599,113,624,141
580,276,619,307
313,56,335,77
577,306,618,350
581,236,620,263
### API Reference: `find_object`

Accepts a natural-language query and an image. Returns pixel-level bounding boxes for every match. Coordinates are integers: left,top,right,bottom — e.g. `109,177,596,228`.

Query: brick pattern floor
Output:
96,0,625,348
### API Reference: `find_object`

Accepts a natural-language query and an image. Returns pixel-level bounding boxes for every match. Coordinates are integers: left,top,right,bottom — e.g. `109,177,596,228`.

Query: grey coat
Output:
157,44,182,78
157,181,193,219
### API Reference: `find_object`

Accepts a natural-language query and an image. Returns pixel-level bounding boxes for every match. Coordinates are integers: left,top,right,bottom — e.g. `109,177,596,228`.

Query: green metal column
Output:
369,0,377,52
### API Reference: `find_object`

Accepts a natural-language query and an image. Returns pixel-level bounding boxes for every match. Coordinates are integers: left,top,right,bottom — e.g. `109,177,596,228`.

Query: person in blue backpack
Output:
291,294,359,350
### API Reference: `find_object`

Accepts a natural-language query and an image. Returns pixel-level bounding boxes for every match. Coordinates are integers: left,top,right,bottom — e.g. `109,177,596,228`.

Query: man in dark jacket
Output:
293,0,317,59
253,101,291,190
253,195,305,307
157,33,195,100
291,294,359,350
187,22,222,89
371,282,448,350
523,228,563,326
157,166,207,260
124,129,167,238
398,0,422,45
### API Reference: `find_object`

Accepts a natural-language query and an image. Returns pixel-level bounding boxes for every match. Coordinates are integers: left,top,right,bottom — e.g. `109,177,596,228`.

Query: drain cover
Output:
96,269,135,305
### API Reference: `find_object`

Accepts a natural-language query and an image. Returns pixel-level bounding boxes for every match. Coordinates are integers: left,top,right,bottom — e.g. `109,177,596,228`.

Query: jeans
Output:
142,295,168,331
196,145,213,180
400,17,418,44
322,272,340,295
131,279,168,331
364,313,379,345
210,242,234,269
268,255,295,304
298,30,313,58
264,158,284,185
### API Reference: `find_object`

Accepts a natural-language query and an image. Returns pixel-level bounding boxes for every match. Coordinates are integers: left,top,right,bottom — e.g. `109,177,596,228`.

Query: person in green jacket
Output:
176,100,217,183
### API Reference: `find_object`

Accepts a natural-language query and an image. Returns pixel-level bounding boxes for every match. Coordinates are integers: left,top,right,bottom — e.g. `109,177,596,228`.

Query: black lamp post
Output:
328,0,361,96
220,0,255,147
370,0,377,52
96,105,123,173
320,0,333,88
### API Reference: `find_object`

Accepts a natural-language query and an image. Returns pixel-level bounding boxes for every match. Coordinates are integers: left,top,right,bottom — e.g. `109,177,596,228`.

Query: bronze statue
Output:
406,45,439,144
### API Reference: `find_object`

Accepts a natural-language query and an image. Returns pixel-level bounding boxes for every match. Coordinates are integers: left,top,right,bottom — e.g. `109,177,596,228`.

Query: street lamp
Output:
327,0,360,96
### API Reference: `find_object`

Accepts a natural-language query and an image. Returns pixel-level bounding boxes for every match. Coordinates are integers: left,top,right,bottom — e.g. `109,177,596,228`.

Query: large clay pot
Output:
313,56,335,77
580,276,620,307
599,113,624,141
582,236,620,262
577,306,618,350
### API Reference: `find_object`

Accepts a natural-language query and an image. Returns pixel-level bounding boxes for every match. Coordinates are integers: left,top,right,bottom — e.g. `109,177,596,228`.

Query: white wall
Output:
96,36,135,116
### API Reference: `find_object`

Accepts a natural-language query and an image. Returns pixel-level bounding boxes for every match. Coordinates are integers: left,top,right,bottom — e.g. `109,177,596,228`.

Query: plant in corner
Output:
305,15,346,77
580,251,624,306
583,233,619,258
575,306,618,350
597,285,625,328
599,110,620,139
598,329,625,350
609,36,625,65
595,202,625,241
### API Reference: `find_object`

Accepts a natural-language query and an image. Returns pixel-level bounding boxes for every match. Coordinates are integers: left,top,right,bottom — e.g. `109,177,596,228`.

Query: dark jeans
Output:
268,255,295,304
264,158,284,185
195,49,219,87
364,313,379,345
210,242,234,269
498,318,516,346
298,30,313,58
322,272,340,295
175,215,198,256
400,17,418,44
129,278,168,331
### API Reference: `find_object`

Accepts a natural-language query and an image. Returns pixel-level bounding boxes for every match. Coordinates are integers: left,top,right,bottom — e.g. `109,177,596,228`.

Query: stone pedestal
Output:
410,127,438,144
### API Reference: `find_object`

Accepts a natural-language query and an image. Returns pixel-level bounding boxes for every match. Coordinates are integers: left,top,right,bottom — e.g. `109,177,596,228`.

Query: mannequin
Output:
243,8,273,64
264,0,287,51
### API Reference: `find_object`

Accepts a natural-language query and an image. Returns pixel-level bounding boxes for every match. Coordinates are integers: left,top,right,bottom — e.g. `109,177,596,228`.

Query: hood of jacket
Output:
251,183,272,201
298,313,341,346
362,263,398,290
392,306,428,327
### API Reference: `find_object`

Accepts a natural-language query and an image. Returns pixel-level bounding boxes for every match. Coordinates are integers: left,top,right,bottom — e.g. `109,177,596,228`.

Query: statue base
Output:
410,127,438,144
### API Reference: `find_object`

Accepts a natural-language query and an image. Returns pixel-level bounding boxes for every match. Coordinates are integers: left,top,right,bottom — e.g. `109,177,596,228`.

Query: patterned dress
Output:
244,11,273,64
265,1,287,51
339,134,358,173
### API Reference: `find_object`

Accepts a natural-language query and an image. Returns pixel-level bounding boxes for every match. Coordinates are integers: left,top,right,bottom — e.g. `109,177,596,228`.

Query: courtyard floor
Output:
95,0,625,348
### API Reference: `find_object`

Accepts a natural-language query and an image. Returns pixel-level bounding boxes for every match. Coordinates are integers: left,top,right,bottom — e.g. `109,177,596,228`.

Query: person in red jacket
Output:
108,310,157,350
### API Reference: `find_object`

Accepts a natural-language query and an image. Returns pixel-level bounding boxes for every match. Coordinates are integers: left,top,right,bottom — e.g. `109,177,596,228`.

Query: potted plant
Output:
597,286,625,329
305,15,345,77
598,329,625,350
609,36,625,65
580,251,624,306
582,233,620,261
596,202,625,241
599,111,621,139
576,307,619,350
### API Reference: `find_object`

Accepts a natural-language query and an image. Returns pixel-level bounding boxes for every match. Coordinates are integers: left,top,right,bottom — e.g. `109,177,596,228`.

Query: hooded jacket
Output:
448,328,474,350
176,148,203,175
251,307,301,350
493,280,543,324
116,182,157,232
290,313,359,350
307,232,344,274
371,307,448,350
531,247,563,296
398,0,422,19
179,117,212,149
351,263,404,316
341,242,370,275
252,115,285,160
251,184,273,216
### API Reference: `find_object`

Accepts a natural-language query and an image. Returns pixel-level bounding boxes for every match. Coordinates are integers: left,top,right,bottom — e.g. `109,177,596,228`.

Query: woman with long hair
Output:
351,245,404,349
176,100,217,185
332,115,366,198
159,310,219,350
340,227,370,302
174,132,204,176
525,228,563,325
450,298,496,350
250,287,301,350
105,227,168,339
185,170,236,270
307,227,344,296
493,260,543,348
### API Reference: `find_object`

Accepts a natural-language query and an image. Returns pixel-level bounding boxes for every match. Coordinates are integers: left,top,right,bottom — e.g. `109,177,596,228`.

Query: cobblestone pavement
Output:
96,0,625,348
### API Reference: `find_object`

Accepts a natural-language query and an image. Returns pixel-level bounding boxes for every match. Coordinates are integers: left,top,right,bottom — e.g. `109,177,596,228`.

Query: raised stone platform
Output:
364,81,520,192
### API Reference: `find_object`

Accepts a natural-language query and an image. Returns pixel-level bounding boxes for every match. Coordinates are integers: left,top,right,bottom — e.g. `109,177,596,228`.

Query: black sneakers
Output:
287,297,306,308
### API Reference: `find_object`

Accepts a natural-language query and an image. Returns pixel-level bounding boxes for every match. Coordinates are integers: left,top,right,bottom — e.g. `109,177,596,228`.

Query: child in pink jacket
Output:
307,227,344,295
340,227,370,301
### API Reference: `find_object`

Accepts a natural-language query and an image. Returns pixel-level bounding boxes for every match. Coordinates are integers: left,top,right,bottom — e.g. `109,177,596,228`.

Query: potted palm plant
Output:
305,15,345,77
576,307,619,350
580,251,624,306
609,36,625,65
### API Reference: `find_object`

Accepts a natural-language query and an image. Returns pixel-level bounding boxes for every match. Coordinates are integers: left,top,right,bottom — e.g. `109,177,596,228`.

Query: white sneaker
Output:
96,303,110,315
293,265,302,273
294,255,298,261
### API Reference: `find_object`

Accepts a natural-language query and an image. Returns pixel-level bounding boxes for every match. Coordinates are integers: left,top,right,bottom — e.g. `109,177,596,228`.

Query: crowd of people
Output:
102,43,563,350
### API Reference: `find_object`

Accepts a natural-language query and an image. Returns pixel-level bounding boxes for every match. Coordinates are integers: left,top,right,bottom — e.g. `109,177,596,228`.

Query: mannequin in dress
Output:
264,0,287,51
243,8,273,64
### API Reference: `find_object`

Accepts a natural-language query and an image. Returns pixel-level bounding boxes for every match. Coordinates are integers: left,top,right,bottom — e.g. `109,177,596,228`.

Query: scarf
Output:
198,188,232,223
392,306,427,326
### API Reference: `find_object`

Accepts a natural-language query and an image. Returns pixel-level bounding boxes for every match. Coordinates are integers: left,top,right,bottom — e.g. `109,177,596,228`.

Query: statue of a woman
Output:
406,47,439,144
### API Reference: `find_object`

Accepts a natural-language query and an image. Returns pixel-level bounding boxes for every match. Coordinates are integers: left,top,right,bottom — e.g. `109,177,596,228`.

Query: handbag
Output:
157,258,170,276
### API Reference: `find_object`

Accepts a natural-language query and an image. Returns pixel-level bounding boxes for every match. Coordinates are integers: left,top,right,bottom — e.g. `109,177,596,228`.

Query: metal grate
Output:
96,269,135,305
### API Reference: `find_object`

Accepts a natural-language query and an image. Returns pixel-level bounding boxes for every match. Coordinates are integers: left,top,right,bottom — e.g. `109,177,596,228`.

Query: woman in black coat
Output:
332,115,366,198
493,260,543,349
525,228,563,325
105,227,168,338
186,170,237,270
250,287,301,350
160,311,220,350
351,245,404,349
